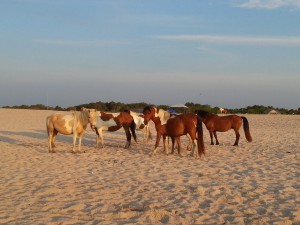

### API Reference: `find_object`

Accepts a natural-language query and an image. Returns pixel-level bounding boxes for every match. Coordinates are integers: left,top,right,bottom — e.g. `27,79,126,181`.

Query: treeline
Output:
2,101,299,114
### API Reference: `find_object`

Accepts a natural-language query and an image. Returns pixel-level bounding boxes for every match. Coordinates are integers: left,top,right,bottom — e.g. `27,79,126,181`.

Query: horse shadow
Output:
0,130,97,152
0,130,47,141
0,135,21,144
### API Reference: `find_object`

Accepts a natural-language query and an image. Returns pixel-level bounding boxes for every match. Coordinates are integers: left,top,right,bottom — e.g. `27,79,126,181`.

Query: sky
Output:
0,0,300,109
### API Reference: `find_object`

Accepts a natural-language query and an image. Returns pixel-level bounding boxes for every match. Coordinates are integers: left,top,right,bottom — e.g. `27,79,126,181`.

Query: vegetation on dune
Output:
2,101,299,115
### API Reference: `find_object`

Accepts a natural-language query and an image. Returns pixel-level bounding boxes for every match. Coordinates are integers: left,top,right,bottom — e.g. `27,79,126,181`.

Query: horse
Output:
151,107,193,150
219,107,228,114
196,110,252,146
94,110,137,148
127,110,152,142
46,107,97,153
143,106,205,158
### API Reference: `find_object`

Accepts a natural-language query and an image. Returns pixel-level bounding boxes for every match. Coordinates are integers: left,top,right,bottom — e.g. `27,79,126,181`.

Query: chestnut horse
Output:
196,110,252,146
94,110,137,148
154,107,193,150
46,108,97,153
143,106,205,158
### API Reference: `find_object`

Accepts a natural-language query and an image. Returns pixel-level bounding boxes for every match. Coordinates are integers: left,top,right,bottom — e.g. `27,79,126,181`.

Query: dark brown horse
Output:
143,106,205,158
94,110,137,148
196,110,252,146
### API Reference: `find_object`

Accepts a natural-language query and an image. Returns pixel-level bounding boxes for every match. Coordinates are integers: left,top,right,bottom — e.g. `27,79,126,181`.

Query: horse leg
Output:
48,129,58,153
72,132,77,153
176,137,184,157
143,126,150,142
163,135,168,155
100,128,105,147
192,139,198,159
147,126,152,141
52,130,58,148
153,133,162,155
124,127,131,149
209,131,214,145
143,127,147,142
48,132,53,153
213,131,219,145
188,131,197,158
78,133,83,153
166,136,170,151
169,136,175,155
186,134,192,151
233,130,240,146
95,128,99,147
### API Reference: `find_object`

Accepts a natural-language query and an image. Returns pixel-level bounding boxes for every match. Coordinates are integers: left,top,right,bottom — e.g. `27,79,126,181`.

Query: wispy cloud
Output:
153,35,300,47
34,39,128,47
236,0,300,9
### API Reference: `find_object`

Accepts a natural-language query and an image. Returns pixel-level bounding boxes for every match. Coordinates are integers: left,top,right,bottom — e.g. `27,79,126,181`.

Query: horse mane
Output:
196,110,211,117
123,109,130,114
74,110,88,125
143,106,154,114
158,108,170,121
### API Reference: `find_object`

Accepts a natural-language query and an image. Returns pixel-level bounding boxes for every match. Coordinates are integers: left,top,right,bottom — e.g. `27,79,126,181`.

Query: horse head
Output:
142,106,156,125
81,108,97,129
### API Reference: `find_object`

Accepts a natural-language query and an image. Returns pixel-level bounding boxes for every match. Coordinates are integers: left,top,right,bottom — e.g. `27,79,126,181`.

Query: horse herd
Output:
46,106,252,159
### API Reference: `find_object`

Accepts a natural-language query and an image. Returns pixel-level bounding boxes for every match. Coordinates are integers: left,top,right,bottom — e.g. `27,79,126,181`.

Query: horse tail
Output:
130,120,137,142
196,116,205,157
241,116,252,142
46,116,51,137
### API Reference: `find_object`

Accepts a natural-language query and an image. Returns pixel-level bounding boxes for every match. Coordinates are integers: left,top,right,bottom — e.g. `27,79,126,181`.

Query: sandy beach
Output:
0,108,299,225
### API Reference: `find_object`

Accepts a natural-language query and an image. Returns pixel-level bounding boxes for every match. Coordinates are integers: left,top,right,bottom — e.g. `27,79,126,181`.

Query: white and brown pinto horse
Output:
94,110,137,148
46,108,97,153
143,106,205,158
127,110,152,142
219,107,228,114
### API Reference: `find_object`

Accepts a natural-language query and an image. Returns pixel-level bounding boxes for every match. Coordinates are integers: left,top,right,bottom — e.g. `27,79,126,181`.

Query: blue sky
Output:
0,0,299,109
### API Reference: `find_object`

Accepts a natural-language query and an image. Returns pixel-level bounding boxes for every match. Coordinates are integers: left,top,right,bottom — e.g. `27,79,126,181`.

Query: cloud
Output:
34,39,128,47
236,0,300,9
153,35,300,47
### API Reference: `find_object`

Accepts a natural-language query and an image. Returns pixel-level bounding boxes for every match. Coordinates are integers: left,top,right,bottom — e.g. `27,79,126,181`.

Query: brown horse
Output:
143,106,205,158
196,110,252,146
46,108,97,153
94,110,137,148
151,107,193,150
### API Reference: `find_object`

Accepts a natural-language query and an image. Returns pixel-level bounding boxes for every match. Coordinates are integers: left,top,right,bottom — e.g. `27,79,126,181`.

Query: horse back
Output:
213,115,242,131
116,112,134,125
166,114,197,137
47,113,75,135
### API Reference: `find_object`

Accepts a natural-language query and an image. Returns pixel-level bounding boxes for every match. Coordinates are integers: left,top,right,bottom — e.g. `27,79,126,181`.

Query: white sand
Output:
0,108,299,224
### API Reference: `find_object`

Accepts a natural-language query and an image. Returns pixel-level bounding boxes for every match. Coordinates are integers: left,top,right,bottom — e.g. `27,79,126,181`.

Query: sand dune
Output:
0,108,299,224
